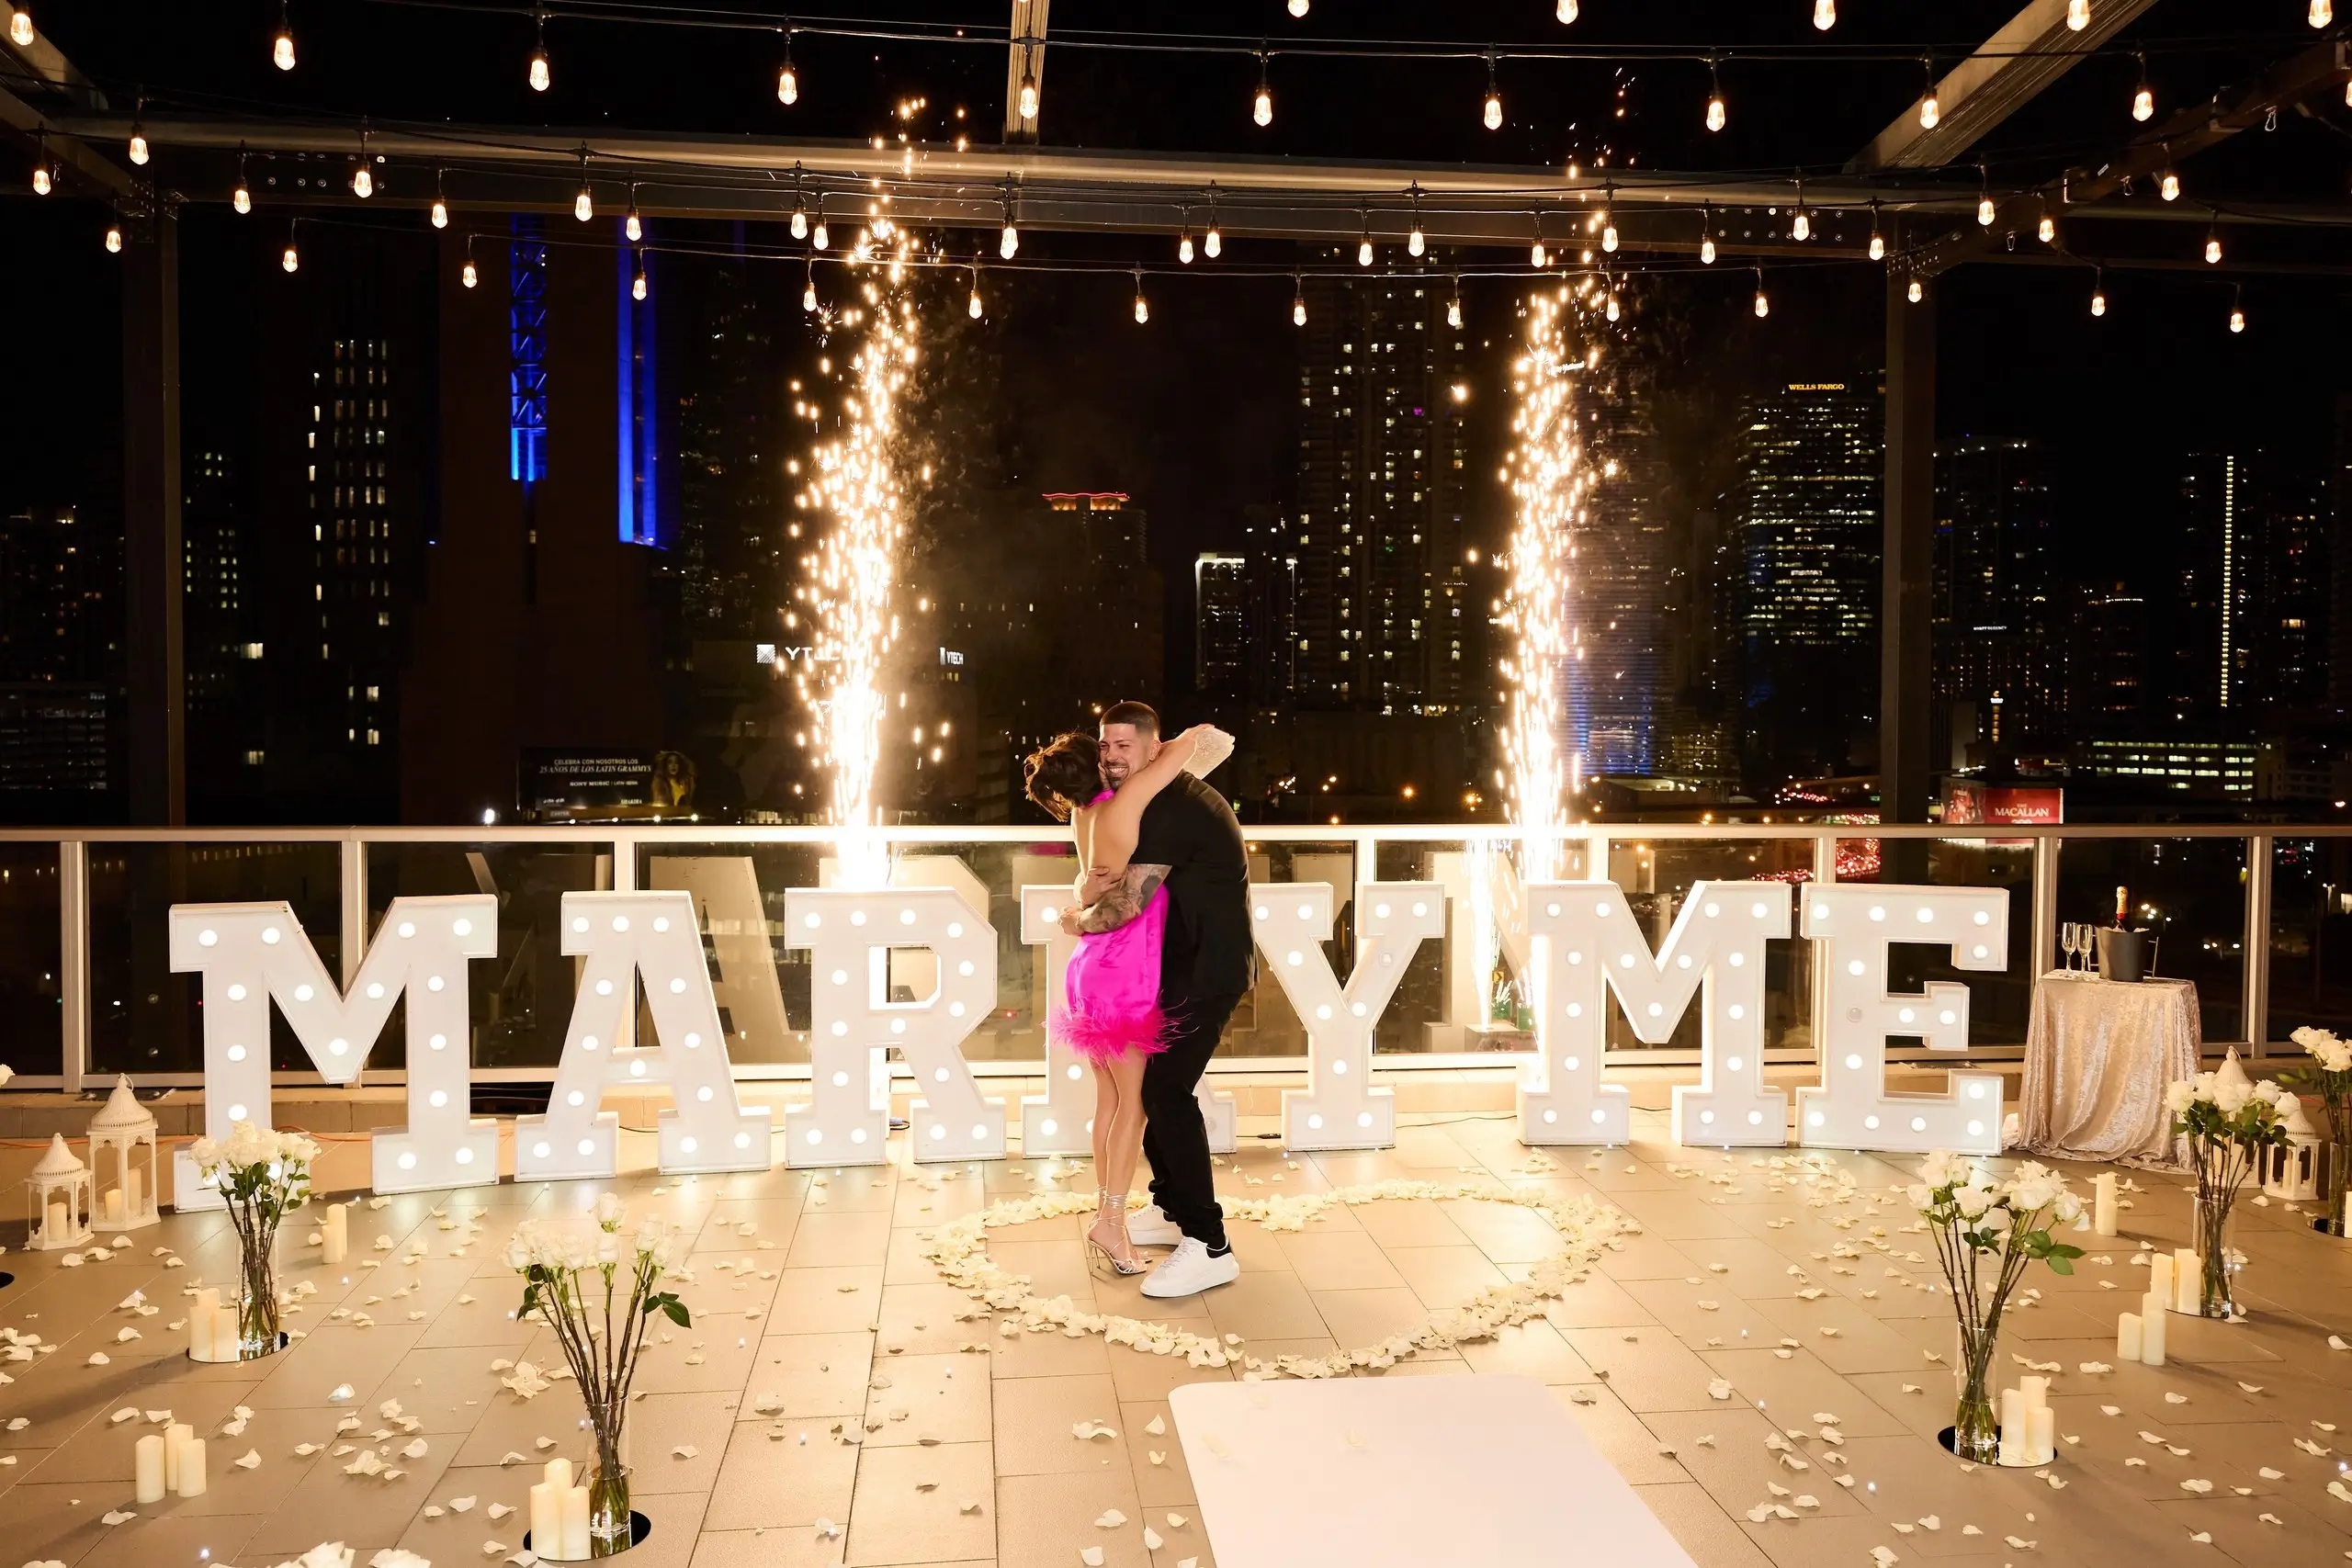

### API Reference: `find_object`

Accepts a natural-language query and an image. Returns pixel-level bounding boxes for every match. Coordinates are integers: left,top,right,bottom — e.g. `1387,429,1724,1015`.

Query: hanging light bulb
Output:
2132,53,2154,121
1484,53,1503,131
1918,60,1940,129
2038,208,2056,244
778,38,798,105
1600,182,1616,252
31,131,51,197
8,5,30,47
1976,164,1995,227
1204,194,1222,258
1557,0,1577,20
1289,0,1308,14
1408,187,1426,256
1253,54,1273,127
2090,268,2106,316
2205,223,2222,264
1530,211,1547,268
1908,277,1924,303
812,216,830,251
129,99,149,167
1447,280,1463,329
2229,292,2245,333
2160,164,2180,201
272,2,294,69
1705,56,1726,132
351,132,372,199
1018,70,1038,123
282,237,300,273
2068,0,2091,28
1753,270,1770,318
2314,0,2334,26
1867,200,1884,261
529,6,550,92
968,267,983,319
999,186,1018,258
105,219,122,254
1791,183,1810,243
1179,220,1194,265
1700,203,1716,265
1132,270,1148,324
1814,0,1836,31
791,197,808,241
1603,282,1620,321
624,186,640,243
1358,212,1374,267
802,261,817,312
429,168,447,229
573,158,594,222
632,253,648,301
462,256,478,288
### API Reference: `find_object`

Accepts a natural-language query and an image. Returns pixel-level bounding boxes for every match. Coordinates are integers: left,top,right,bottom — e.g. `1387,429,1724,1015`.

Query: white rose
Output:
1953,1185,1993,1219
1905,1184,1933,1208
595,1192,627,1228
1917,1152,1965,1190
2052,1190,2084,1223
2163,1081,2196,1116
2216,1078,2253,1115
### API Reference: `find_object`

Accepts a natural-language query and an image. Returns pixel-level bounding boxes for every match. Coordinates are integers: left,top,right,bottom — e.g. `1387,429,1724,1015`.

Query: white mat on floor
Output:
1170,1373,1698,1568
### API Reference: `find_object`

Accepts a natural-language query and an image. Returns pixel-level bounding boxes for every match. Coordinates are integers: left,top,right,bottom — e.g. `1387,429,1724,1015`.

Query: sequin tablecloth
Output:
2015,969,2198,1167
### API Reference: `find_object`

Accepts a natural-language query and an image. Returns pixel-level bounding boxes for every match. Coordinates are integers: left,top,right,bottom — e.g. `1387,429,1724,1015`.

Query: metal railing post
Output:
1812,829,1838,888
2030,831,2060,984
340,836,369,990
2245,832,2273,1056
60,840,86,1095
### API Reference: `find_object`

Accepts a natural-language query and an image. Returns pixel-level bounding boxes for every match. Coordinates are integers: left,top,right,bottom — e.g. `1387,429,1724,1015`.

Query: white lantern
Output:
2263,1091,2323,1201
28,1133,93,1250
85,1076,161,1231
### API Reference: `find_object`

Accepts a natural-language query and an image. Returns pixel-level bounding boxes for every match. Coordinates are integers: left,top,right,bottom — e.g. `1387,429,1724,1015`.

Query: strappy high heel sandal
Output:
1085,1189,1148,1277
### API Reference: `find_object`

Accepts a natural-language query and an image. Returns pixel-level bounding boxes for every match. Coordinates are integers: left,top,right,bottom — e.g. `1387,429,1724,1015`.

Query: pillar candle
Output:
1998,1387,2022,1464
102,1189,124,1224
212,1303,242,1359
164,1422,192,1490
125,1167,141,1215
190,1287,220,1361
543,1456,573,1493
2019,1375,2049,1413
175,1437,206,1497
322,1204,347,1264
2029,1404,2055,1464
560,1483,591,1560
43,1200,66,1242
2117,1312,2143,1361
529,1483,560,1560
2147,1251,2174,1308
134,1434,166,1504
2173,1248,2200,1314
2092,1173,2119,1235
2139,1298,2167,1365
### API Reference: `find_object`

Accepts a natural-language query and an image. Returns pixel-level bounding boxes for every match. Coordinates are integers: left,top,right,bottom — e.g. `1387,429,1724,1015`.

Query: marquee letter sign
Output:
513,891,773,1180
168,895,499,1202
1796,885,2007,1156
1515,881,1792,1147
783,885,1004,1167
1256,882,1443,1152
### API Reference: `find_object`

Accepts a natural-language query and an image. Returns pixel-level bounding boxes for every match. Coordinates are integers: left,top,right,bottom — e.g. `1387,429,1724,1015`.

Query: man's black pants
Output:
1140,988,1244,1250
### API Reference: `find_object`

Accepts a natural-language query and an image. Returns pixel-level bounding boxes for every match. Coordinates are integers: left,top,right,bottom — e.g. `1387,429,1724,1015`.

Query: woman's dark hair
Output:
1023,731,1102,821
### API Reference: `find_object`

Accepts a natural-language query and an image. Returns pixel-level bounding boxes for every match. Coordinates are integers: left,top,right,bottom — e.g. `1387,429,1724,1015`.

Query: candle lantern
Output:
2263,1091,2323,1202
85,1076,161,1231
27,1134,93,1251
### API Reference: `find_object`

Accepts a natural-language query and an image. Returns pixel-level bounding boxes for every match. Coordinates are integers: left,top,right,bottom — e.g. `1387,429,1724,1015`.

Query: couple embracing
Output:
1023,701,1251,1300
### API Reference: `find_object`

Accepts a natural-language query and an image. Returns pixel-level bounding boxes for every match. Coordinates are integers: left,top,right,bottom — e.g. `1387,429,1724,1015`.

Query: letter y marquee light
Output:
1256,882,1444,1151
784,884,1003,1168
1516,880,1792,1147
512,891,773,1181
168,896,498,1203
1797,885,2008,1156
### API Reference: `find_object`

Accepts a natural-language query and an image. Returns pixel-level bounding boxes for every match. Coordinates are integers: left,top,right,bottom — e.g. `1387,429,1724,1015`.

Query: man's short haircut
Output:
1099,700,1159,739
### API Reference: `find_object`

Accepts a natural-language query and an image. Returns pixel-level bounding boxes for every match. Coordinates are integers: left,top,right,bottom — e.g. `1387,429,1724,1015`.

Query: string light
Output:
624,183,640,242
282,225,300,273
1358,210,1374,267
105,216,122,254
7,5,28,47
1484,51,1503,130
1530,210,1547,269
967,265,982,319
1253,53,1273,127
2068,0,2091,28
2090,266,2106,316
2132,52,2154,121
272,1,294,69
1600,181,1617,252
2204,220,2222,263
1603,276,1620,321
1791,180,1809,243
1132,268,1148,323
1179,210,1194,264
1700,203,1716,265
1867,198,1883,261
1705,55,1726,132
1557,0,1577,20
632,250,648,300
1976,164,1995,227
802,256,817,312
1917,59,1940,130
31,131,51,197
1447,276,1463,329
999,183,1018,258
1293,274,1306,325
429,167,447,228
1907,276,1924,303
2229,284,2245,332
1018,68,1039,123
2159,144,2180,200
1289,0,1308,15
1408,186,1426,256
2038,200,2055,244
791,175,808,240
529,4,550,92
1814,0,1837,31
129,98,149,166
573,152,594,221
1753,267,1770,318
351,130,373,198
2314,0,2335,26
777,31,799,105
1204,188,1222,257
462,239,479,289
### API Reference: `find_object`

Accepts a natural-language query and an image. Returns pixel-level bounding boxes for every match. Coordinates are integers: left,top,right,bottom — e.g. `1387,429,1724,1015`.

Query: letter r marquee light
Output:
1797,885,2008,1156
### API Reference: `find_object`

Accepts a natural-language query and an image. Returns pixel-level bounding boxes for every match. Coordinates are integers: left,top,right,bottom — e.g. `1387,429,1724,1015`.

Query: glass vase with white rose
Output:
187,1119,319,1359
508,1195,689,1557
2286,1027,2352,1224
1908,1154,2084,1465
2165,1070,2291,1317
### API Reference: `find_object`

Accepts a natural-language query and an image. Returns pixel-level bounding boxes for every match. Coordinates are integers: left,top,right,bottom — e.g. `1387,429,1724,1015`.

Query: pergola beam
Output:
1849,0,2161,172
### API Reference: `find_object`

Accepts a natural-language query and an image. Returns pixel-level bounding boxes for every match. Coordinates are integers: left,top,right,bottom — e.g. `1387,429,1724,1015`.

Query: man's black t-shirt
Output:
1132,773,1254,1001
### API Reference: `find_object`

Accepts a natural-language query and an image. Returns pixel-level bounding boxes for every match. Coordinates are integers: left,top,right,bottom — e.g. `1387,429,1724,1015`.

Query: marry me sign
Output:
164,876,2007,1202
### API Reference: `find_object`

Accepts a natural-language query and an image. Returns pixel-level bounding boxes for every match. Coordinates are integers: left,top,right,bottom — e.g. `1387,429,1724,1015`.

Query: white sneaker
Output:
1125,1204,1182,1247
1140,1236,1239,1299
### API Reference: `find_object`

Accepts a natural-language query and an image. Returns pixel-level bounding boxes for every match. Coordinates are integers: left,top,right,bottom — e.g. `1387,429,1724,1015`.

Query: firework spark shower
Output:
802,275,918,889
1501,285,1589,884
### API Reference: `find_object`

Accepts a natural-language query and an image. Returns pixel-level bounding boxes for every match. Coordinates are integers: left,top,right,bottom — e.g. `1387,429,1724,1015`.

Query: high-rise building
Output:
1293,265,1471,714
182,449,267,786
2177,451,2329,719
1567,384,1671,775
669,249,781,640
1728,379,1883,781
1194,554,1248,695
0,503,118,805
1933,438,2058,755
2071,582,2147,722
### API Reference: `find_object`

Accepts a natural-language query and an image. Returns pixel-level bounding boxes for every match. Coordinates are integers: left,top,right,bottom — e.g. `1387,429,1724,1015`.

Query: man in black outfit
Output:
1062,699,1253,1298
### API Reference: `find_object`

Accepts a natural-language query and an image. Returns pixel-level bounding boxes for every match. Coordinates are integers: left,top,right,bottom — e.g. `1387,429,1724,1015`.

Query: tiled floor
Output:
1,1106,2349,1567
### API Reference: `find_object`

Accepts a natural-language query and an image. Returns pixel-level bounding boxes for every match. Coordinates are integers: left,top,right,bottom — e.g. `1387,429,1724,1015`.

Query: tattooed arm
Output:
1060,863,1170,936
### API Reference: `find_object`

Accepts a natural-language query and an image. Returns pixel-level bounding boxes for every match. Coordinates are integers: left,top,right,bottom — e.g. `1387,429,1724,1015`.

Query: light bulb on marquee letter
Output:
1794,886,2008,1156
168,895,500,1203
1256,883,1442,1152
784,886,1004,1167
512,892,773,1180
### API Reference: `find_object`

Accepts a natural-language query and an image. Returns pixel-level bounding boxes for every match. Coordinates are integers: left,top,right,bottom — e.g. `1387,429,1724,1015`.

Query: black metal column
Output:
1881,259,1936,830
122,200,186,826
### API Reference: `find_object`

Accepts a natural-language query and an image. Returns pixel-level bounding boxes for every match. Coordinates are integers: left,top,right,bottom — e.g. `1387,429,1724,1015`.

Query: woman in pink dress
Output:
1023,722,1229,1273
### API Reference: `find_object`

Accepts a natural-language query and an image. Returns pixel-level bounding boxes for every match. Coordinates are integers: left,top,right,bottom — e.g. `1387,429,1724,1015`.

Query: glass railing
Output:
0,822,2323,1088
